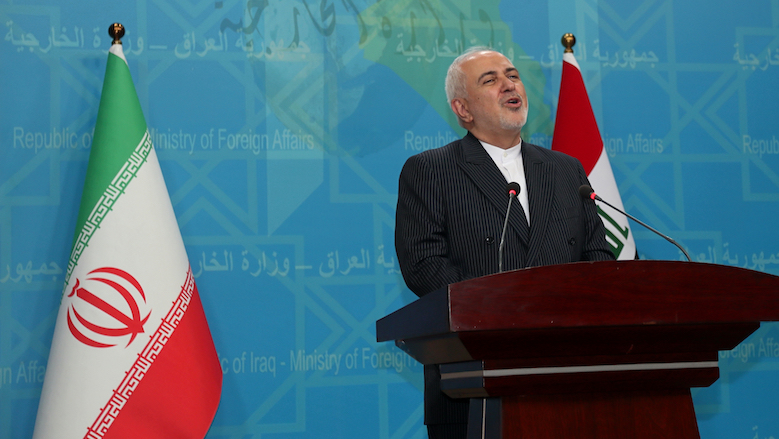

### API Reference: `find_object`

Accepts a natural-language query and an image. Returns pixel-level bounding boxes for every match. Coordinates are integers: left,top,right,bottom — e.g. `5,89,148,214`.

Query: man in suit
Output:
394,47,615,438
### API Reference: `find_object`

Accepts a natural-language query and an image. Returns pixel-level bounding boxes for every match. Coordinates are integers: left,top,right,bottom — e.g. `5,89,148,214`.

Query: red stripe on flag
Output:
551,59,603,175
99,284,222,439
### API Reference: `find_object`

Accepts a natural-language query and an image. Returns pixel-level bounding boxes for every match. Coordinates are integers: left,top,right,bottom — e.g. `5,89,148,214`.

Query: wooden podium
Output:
376,260,779,439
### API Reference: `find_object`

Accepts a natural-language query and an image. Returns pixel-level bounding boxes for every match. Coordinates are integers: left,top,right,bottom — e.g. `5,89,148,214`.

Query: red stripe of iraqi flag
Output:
551,55,602,175
102,285,222,439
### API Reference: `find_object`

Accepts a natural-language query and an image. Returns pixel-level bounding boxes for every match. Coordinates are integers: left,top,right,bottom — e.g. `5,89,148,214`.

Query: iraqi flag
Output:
551,51,637,260
32,39,222,438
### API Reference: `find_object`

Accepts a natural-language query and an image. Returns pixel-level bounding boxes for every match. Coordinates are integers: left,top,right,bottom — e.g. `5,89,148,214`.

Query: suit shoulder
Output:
403,138,463,166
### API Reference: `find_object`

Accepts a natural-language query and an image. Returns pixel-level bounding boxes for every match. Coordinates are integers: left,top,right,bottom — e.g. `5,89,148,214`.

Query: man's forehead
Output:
463,51,517,75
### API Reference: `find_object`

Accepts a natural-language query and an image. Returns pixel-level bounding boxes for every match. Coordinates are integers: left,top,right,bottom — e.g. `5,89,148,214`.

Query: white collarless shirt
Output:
480,139,530,226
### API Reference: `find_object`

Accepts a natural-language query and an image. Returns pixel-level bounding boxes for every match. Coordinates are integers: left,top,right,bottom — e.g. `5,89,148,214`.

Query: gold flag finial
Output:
108,23,125,45
561,33,576,53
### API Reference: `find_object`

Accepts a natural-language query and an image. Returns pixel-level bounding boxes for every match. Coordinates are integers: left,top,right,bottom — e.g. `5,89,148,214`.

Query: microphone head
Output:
578,184,595,200
506,182,521,197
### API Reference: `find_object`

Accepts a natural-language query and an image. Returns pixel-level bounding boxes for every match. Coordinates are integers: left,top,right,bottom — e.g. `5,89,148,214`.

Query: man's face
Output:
458,51,529,134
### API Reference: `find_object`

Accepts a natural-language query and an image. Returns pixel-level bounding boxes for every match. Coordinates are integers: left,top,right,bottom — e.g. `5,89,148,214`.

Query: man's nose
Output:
500,77,516,92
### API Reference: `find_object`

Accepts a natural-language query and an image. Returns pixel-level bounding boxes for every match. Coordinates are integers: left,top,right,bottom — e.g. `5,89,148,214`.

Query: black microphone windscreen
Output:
506,182,521,196
578,184,594,200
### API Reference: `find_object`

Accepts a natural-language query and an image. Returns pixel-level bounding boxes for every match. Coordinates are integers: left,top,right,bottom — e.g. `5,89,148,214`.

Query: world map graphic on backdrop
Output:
2,1,779,438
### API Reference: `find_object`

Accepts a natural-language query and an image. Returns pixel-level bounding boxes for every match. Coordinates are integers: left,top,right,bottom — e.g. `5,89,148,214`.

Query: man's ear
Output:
451,98,473,123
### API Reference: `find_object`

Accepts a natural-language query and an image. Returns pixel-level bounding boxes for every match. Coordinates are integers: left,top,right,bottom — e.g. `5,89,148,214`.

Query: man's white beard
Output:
499,104,528,131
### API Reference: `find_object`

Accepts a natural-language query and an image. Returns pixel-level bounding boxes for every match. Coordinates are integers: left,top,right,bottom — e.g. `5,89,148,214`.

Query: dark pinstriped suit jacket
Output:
395,132,614,427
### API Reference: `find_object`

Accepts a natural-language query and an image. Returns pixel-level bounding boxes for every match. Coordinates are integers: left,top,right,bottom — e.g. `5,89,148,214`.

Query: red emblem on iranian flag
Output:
66,267,151,349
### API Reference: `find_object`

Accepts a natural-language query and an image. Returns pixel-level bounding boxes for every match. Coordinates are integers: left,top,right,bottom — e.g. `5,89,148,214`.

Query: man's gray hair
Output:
444,46,493,104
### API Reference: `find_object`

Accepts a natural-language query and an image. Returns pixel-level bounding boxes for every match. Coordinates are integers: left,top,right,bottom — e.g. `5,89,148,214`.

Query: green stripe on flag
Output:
64,49,150,289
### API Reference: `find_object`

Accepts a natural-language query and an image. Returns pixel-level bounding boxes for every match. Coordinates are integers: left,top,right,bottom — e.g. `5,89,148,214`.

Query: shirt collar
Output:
479,138,523,164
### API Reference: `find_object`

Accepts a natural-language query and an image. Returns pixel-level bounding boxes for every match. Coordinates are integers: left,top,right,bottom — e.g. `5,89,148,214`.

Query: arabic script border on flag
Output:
64,132,153,289
85,267,196,439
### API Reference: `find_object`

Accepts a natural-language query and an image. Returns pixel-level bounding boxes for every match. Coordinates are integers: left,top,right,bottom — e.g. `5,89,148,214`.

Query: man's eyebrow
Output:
477,70,497,83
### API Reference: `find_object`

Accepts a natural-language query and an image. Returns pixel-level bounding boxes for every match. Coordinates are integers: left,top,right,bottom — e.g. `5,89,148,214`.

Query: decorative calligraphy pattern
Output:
63,133,152,290
84,267,195,439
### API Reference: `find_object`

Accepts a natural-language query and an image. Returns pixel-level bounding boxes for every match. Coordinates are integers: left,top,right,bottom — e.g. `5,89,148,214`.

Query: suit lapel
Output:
523,143,554,263
457,133,531,246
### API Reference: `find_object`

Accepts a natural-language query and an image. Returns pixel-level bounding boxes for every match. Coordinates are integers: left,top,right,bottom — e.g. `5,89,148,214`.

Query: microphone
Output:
499,182,521,272
578,185,692,261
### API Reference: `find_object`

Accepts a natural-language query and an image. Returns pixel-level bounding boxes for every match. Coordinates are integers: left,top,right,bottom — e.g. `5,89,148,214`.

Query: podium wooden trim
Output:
376,261,779,439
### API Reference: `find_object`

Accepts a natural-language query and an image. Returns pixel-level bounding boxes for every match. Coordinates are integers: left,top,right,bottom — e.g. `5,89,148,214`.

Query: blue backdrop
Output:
2,0,779,438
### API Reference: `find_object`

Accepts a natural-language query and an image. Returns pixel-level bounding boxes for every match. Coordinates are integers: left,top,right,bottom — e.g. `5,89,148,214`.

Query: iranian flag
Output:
551,51,637,260
32,41,222,438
